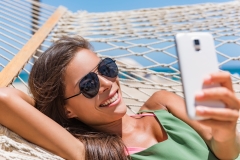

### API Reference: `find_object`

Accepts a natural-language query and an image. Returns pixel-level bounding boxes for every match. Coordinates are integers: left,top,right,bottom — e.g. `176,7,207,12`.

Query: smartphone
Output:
175,32,225,120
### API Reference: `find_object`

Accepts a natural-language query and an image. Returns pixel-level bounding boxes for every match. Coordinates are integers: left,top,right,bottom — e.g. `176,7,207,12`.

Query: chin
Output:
113,102,127,117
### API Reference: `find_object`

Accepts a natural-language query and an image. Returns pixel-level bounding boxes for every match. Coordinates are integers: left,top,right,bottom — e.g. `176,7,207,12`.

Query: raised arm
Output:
0,87,85,160
141,72,240,159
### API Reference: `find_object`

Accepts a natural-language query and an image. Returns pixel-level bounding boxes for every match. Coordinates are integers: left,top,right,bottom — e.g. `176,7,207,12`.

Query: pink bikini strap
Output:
125,112,155,155
130,113,155,118
126,147,146,155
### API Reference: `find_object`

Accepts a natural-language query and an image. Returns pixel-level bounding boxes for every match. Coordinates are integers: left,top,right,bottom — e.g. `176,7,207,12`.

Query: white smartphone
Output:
175,32,225,120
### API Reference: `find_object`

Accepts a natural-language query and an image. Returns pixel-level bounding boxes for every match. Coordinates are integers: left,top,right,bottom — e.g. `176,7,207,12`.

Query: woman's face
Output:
64,49,127,126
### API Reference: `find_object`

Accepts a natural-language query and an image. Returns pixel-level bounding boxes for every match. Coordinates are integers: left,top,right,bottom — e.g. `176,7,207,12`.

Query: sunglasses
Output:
65,58,118,100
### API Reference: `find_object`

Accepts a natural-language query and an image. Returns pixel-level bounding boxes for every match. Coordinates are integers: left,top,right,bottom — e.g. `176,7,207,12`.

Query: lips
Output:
100,91,119,107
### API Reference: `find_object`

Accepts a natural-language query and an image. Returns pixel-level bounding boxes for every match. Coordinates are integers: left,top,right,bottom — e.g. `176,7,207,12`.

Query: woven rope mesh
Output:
0,0,57,95
50,1,240,114
1,0,240,159
0,1,64,159
0,0,56,68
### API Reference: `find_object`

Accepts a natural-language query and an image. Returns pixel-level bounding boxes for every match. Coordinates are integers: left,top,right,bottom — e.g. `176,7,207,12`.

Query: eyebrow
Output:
74,58,102,88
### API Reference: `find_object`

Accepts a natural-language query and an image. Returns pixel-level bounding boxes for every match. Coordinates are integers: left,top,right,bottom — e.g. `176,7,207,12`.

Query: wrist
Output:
212,127,236,142
211,131,240,159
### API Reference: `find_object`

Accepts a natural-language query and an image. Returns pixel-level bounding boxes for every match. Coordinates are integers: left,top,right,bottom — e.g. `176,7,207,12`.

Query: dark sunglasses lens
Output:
79,72,100,98
98,58,118,78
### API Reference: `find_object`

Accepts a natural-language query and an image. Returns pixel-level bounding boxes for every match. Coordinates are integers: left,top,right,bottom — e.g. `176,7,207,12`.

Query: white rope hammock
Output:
1,0,240,159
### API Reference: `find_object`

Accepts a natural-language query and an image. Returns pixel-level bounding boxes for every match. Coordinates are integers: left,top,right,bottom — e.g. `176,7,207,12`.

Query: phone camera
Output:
193,39,200,51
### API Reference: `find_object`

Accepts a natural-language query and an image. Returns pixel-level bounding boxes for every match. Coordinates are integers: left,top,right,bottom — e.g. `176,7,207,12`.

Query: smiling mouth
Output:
100,92,119,107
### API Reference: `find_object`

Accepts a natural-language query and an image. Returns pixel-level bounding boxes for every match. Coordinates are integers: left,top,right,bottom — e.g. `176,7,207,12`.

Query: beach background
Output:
1,0,240,84
20,0,240,81
1,1,240,159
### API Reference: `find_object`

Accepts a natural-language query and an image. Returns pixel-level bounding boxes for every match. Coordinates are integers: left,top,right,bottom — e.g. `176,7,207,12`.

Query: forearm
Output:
210,131,240,159
0,88,85,160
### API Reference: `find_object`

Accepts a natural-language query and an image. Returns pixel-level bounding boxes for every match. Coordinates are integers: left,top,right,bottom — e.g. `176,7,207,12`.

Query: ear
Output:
65,105,77,118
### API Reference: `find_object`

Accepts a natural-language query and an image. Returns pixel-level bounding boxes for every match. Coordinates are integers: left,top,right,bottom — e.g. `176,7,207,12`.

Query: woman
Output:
0,36,239,160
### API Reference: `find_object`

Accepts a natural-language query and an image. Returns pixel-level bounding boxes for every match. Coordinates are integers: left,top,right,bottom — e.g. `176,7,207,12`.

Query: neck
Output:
90,114,137,136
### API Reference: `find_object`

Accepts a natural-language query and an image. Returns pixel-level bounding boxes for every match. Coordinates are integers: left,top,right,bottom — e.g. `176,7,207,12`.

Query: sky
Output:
41,0,232,12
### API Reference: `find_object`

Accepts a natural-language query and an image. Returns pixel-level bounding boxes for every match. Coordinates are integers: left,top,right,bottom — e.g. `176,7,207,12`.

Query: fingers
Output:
197,119,236,141
196,107,238,141
198,120,235,131
195,87,240,110
196,71,239,110
196,107,239,121
203,71,233,92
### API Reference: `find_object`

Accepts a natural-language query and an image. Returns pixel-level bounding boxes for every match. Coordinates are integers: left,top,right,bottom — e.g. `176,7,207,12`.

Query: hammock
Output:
0,0,240,159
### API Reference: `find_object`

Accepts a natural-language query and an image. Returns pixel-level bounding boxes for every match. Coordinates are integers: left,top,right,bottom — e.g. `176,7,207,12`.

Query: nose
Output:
98,75,113,94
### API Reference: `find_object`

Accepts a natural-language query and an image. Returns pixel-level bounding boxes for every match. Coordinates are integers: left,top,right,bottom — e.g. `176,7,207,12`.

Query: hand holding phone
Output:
175,32,225,120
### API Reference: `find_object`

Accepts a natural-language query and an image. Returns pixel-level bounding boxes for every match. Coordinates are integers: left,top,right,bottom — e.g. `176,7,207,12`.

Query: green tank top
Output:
130,109,240,160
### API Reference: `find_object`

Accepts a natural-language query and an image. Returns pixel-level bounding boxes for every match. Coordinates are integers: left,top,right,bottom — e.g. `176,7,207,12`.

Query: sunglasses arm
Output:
64,92,82,101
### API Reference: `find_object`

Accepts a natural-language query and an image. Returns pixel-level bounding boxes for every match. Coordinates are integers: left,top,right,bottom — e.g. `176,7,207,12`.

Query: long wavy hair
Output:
28,36,130,160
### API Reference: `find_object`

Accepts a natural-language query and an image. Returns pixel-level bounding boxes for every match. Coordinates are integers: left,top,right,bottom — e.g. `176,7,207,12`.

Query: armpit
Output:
140,91,169,111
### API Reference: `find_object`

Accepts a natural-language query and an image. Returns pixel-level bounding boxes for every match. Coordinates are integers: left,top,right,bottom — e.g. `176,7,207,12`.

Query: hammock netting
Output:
0,0,240,159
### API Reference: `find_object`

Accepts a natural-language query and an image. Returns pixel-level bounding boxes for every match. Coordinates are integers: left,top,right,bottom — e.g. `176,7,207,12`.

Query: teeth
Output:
100,93,118,107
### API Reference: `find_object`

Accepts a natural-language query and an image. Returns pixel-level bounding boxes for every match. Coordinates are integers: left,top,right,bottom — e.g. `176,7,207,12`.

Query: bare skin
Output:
0,49,239,159
0,88,85,160
140,72,240,159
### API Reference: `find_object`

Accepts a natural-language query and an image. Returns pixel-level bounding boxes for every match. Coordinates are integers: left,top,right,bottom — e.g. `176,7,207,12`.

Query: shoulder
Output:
140,90,213,146
140,90,178,111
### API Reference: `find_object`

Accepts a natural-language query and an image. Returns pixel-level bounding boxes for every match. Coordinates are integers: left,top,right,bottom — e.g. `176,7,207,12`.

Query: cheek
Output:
115,78,121,87
68,98,98,116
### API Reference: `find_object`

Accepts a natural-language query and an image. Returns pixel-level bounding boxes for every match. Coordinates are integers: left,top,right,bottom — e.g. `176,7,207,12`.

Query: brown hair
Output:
28,36,130,160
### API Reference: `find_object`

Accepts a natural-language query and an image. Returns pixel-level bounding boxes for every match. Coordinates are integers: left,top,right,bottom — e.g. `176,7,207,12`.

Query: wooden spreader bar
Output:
0,6,67,87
